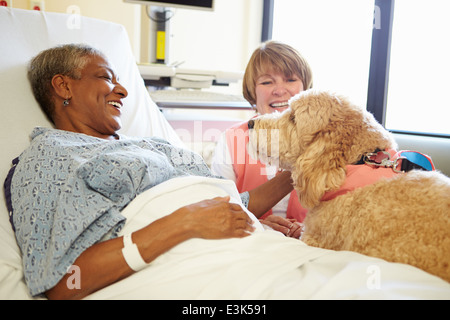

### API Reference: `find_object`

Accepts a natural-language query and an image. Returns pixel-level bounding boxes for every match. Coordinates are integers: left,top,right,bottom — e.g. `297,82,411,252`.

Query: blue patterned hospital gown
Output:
9,127,249,296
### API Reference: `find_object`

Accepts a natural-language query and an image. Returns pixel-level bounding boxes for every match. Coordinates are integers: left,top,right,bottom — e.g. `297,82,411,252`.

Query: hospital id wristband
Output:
122,233,148,272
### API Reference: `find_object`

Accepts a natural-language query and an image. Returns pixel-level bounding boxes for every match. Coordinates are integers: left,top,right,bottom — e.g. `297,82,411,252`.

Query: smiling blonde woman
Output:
211,41,313,235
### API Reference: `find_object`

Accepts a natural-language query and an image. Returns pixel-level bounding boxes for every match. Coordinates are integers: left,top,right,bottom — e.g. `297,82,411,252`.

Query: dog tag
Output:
368,151,391,164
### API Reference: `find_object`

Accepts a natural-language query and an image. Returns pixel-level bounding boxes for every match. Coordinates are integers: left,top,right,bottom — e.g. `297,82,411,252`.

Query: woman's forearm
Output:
45,213,191,300
45,197,254,300
246,171,294,218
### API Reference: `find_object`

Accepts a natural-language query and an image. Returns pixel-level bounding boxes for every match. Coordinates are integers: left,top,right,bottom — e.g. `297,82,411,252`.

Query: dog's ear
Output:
293,137,347,209
288,91,347,208
290,90,377,208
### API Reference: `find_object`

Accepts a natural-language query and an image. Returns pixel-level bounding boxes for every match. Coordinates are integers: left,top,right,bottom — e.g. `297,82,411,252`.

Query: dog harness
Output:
321,149,435,201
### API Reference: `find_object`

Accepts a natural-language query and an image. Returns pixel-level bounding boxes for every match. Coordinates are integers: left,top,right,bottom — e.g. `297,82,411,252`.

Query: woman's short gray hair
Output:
27,44,105,123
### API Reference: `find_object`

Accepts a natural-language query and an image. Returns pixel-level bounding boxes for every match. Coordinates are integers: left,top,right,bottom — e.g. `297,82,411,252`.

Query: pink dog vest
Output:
322,149,436,201
226,121,307,222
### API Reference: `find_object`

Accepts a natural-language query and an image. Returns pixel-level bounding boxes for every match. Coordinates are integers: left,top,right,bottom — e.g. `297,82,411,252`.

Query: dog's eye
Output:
289,114,296,123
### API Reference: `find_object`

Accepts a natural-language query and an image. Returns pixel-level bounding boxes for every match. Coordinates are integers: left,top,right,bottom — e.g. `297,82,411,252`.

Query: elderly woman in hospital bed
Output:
6,44,311,300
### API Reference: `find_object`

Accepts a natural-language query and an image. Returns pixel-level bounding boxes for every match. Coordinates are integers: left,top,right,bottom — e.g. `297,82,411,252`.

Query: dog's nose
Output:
248,120,255,130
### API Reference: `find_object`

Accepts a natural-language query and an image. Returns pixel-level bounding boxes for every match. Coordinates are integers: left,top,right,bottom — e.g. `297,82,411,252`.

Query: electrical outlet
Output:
0,0,13,7
29,0,45,11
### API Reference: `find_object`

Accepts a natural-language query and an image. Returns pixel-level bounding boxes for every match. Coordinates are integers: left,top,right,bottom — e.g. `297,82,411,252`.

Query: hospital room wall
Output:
12,0,263,73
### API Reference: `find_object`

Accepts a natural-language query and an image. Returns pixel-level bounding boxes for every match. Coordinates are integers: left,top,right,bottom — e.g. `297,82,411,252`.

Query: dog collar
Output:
322,149,435,202
362,149,435,173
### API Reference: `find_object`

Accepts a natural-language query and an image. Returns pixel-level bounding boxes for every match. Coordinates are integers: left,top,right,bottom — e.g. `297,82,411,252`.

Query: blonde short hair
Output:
243,41,313,106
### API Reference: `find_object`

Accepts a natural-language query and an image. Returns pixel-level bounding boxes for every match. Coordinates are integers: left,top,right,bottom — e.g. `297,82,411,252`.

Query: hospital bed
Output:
1,8,449,300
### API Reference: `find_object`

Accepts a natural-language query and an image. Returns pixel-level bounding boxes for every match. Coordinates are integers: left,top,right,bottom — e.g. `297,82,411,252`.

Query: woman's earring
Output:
63,99,70,106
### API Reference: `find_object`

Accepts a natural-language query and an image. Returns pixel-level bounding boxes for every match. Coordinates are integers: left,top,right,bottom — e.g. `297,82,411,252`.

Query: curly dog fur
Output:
249,89,450,282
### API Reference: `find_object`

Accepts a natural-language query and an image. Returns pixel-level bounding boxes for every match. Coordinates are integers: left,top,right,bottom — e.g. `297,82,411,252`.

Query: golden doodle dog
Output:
248,89,450,282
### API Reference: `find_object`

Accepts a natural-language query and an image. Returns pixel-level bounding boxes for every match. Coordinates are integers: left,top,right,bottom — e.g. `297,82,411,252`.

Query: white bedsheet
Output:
85,176,450,300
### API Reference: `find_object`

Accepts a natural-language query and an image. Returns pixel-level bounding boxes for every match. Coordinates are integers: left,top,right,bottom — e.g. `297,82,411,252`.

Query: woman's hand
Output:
172,196,255,240
260,215,302,239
